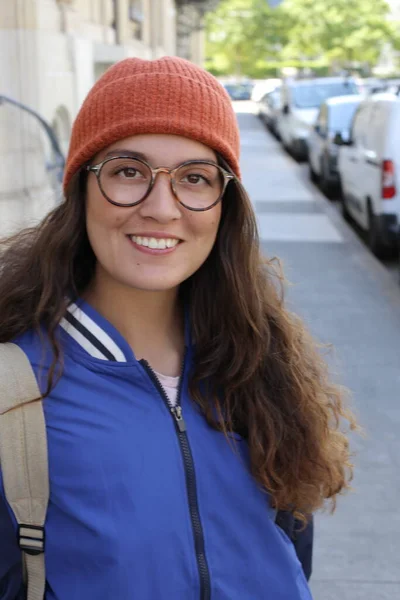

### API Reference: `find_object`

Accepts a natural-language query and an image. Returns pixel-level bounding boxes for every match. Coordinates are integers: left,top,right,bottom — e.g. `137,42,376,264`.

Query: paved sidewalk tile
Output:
257,213,343,242
310,582,400,600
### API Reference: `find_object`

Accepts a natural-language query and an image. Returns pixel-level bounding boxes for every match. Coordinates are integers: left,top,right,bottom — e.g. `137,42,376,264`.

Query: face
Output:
85,134,222,292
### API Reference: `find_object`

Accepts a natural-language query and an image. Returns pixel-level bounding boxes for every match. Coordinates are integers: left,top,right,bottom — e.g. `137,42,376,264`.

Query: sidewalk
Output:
237,106,400,600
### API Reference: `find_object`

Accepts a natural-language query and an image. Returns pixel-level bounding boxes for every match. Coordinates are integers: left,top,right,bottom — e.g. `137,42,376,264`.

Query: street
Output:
236,102,400,600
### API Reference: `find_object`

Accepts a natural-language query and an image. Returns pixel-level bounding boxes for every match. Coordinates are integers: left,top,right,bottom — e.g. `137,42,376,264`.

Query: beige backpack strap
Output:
0,343,49,600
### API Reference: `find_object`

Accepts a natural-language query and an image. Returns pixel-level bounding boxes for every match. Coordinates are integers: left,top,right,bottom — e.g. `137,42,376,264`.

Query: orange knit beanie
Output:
63,56,241,191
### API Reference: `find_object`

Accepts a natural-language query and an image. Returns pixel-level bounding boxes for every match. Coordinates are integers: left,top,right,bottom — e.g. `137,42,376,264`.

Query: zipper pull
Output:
172,406,186,433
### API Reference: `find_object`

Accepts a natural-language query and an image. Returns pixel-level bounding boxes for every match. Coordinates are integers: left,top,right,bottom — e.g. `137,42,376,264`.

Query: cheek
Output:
85,186,127,238
189,206,222,242
85,189,136,270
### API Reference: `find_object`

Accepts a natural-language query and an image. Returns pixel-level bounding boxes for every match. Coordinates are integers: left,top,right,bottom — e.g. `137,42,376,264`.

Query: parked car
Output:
251,78,281,103
357,77,389,96
337,93,400,257
277,77,359,160
223,82,254,101
258,87,282,137
308,95,363,196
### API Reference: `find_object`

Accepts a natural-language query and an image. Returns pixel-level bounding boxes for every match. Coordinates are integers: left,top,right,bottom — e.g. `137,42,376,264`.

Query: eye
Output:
106,160,150,182
114,167,140,179
184,173,210,185
179,170,214,186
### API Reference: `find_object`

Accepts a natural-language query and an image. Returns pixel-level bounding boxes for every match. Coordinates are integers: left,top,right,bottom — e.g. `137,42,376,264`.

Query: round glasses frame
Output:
86,156,236,212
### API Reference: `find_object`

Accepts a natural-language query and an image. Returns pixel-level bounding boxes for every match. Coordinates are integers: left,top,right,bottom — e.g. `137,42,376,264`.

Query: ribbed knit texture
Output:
63,56,241,190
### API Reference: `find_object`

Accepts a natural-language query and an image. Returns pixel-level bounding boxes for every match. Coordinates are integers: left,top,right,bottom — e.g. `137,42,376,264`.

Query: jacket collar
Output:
59,298,191,363
60,300,132,362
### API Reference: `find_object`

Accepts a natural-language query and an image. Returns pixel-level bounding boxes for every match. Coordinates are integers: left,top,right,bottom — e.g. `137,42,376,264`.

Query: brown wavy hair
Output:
0,157,358,522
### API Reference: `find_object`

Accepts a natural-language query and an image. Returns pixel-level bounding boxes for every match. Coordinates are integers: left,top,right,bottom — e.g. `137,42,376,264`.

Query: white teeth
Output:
130,235,179,250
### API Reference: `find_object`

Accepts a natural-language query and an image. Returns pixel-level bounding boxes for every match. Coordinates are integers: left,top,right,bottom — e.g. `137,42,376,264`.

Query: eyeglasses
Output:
86,156,236,212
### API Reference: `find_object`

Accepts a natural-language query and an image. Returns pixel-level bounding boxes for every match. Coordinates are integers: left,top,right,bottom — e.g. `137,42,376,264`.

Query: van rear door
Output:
382,101,400,221
361,101,385,224
340,103,370,226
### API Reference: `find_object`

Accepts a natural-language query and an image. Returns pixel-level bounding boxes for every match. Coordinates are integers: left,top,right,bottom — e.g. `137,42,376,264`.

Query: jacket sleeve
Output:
275,511,314,581
0,492,24,599
292,515,314,581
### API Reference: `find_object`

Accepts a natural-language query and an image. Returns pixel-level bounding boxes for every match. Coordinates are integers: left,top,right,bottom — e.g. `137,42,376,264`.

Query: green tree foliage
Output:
205,0,292,76
283,0,398,66
205,0,400,76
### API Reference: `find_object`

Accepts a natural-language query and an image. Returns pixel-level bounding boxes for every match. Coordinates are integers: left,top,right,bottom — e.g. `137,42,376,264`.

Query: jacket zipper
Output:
140,356,211,600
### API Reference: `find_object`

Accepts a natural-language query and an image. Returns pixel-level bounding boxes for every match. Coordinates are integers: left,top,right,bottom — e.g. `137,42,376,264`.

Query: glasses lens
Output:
99,158,151,205
174,162,224,210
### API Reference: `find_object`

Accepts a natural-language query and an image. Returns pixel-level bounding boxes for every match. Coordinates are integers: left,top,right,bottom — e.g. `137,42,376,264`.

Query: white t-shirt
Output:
154,371,179,407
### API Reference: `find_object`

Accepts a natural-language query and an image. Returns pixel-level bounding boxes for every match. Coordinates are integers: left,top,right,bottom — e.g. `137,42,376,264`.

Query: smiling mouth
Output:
128,235,181,250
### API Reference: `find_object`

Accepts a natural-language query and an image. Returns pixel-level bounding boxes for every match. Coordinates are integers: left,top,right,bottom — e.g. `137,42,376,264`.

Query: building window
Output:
129,0,144,40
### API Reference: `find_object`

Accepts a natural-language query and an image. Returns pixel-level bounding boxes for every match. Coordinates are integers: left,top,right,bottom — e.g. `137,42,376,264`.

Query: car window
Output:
281,86,289,106
269,89,281,109
315,104,328,134
320,105,328,131
329,101,361,132
349,106,363,142
350,104,371,145
291,81,358,109
223,83,253,100
266,93,273,107
364,103,388,149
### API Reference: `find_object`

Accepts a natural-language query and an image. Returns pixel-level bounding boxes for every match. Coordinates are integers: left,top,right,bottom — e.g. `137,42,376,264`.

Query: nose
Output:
137,171,182,223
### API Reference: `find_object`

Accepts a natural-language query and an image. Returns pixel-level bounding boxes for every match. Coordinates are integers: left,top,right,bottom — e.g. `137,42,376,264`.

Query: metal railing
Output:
0,95,65,185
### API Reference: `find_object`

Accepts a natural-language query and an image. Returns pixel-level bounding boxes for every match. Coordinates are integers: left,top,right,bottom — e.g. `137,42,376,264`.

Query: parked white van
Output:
308,95,363,196
337,93,400,257
277,77,359,160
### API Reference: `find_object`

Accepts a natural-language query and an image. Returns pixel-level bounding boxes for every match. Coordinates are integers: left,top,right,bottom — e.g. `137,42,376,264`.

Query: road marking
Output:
244,177,316,203
257,214,343,243
255,200,322,214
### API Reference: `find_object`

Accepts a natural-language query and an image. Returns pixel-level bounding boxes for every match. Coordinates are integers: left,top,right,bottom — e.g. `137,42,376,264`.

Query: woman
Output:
0,57,356,599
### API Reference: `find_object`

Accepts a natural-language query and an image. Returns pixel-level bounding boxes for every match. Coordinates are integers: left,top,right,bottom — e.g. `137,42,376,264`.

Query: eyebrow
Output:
102,149,219,167
104,149,148,161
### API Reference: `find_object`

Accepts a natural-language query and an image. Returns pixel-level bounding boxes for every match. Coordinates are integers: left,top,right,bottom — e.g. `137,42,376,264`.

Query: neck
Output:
84,269,185,376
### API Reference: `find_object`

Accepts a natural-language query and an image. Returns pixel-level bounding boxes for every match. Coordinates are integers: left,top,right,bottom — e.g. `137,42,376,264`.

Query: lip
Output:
127,235,181,256
127,231,183,241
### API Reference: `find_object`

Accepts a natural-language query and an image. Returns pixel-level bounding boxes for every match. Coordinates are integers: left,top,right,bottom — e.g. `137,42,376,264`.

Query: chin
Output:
131,283,181,292
119,274,187,293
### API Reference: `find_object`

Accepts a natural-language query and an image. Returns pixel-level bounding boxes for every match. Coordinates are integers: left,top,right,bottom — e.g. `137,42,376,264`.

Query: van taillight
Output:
382,160,396,199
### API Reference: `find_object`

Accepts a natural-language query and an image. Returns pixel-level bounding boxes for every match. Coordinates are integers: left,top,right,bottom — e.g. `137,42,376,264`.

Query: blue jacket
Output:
0,299,313,599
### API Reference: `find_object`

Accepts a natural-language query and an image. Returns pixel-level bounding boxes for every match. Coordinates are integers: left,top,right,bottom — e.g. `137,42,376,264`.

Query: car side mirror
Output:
314,124,321,134
283,104,290,115
333,132,350,146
